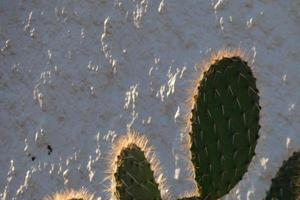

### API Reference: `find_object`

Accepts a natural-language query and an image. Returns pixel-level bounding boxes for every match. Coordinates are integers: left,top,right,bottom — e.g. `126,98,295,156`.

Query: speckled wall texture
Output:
0,0,299,199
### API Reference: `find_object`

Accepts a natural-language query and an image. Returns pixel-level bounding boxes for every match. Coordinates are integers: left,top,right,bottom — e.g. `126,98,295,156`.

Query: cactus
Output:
43,188,94,200
108,132,168,200
266,151,300,200
186,50,260,199
44,51,261,200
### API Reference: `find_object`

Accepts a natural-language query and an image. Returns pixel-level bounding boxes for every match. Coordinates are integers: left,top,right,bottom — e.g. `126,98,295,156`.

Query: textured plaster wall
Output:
0,0,299,199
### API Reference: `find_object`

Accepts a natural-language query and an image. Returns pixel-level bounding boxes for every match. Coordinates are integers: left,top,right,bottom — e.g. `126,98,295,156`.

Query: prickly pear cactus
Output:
114,143,161,200
189,55,260,199
266,151,300,200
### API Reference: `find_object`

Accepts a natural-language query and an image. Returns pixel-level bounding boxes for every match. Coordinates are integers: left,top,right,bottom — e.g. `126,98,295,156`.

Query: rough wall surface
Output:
0,0,299,199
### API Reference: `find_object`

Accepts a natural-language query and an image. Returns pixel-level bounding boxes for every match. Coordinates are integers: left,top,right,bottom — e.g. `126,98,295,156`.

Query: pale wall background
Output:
0,0,300,199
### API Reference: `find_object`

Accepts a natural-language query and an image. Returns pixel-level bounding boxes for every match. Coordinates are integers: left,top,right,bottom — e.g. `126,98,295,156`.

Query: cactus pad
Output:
178,197,202,200
190,56,260,199
266,151,300,200
114,143,161,200
43,188,94,200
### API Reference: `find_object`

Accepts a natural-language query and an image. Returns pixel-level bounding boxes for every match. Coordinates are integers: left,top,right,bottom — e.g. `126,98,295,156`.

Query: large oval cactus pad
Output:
190,56,260,199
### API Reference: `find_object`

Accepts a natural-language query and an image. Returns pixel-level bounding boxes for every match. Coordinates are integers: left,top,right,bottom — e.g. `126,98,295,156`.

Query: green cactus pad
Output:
266,151,300,200
114,144,161,200
178,197,202,200
190,56,260,199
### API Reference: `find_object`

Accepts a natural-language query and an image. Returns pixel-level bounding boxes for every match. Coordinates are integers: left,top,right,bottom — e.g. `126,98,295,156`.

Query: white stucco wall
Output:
0,0,299,199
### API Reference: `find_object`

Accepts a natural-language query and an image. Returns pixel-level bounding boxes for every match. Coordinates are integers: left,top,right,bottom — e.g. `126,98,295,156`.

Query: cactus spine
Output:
187,50,260,199
266,151,300,200
108,132,168,200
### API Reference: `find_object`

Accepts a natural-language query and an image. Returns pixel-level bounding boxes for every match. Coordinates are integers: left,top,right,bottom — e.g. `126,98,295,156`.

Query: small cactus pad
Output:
114,143,161,200
190,56,260,199
178,197,202,200
266,151,300,200
43,188,94,200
